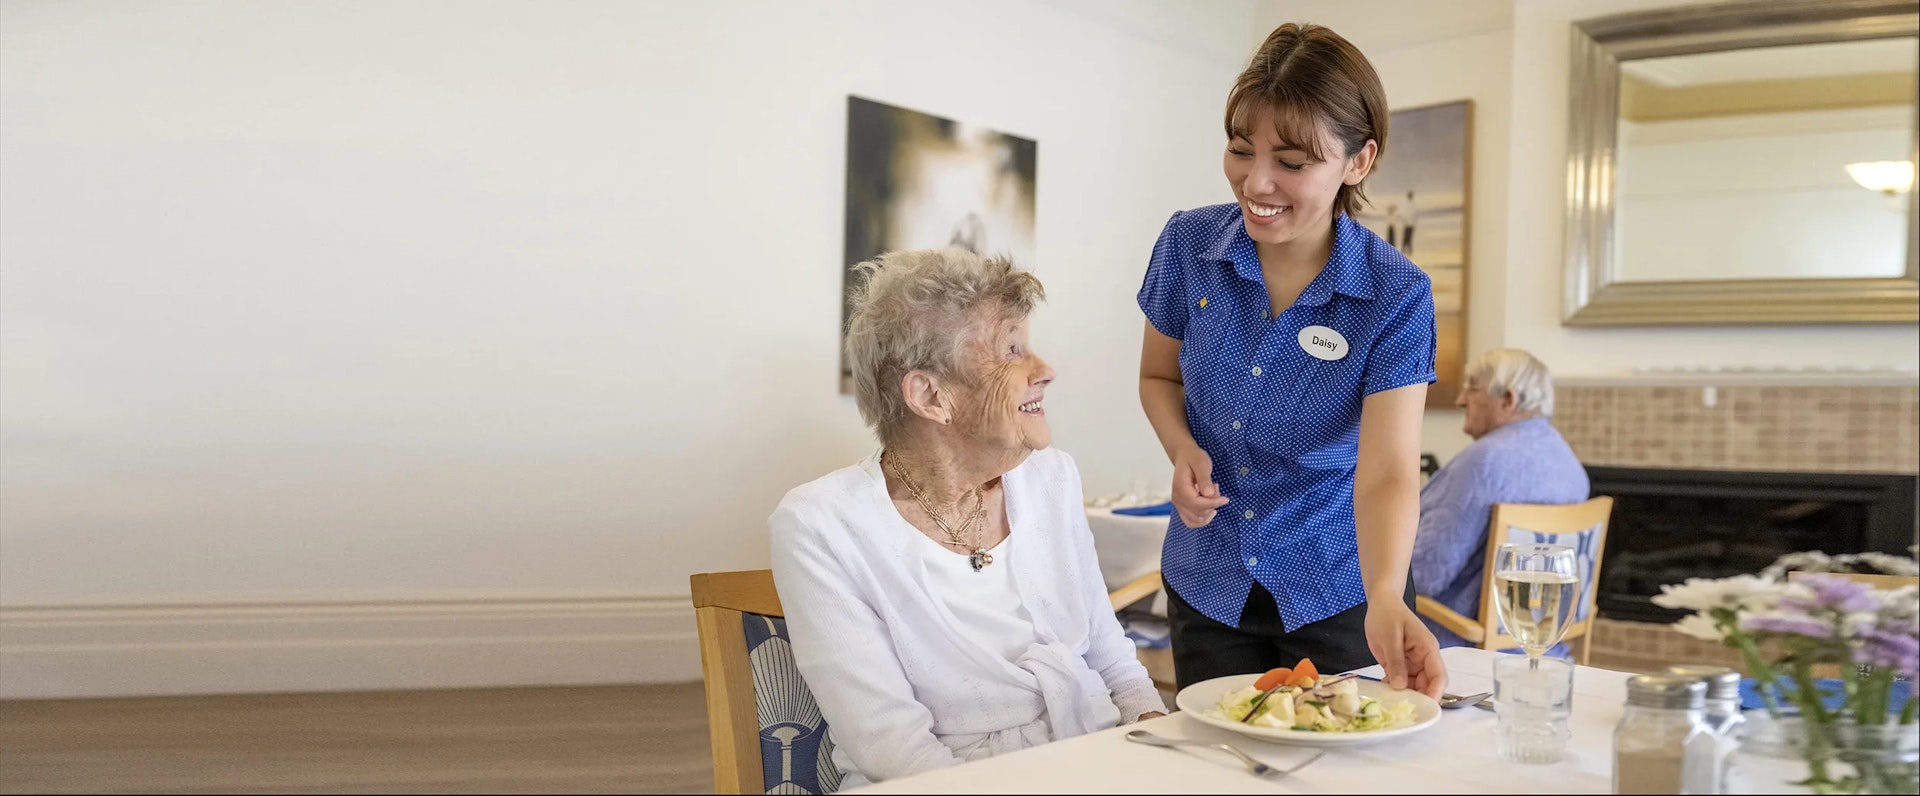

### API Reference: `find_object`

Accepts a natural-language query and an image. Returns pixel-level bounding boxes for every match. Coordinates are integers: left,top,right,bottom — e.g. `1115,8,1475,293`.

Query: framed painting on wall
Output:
1354,99,1472,407
840,96,1038,394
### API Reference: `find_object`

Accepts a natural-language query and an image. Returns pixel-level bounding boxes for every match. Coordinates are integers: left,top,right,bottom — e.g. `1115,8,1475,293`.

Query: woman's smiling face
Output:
1223,107,1375,248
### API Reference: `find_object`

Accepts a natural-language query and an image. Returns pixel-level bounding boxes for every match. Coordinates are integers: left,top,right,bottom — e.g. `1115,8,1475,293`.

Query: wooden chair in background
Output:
1414,497,1615,665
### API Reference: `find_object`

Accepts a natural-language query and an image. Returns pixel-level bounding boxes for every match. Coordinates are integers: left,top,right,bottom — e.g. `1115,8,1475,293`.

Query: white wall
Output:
1617,118,1912,282
0,0,1254,695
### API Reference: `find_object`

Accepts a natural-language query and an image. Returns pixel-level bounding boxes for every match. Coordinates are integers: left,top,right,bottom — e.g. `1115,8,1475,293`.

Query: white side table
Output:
1084,505,1170,616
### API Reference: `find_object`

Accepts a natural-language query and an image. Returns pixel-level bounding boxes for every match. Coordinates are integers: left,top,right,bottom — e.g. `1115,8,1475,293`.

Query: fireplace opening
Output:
1589,467,1918,624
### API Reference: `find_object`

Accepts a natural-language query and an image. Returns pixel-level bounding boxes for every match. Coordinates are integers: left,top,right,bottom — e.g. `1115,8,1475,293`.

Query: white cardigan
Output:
768,447,1166,789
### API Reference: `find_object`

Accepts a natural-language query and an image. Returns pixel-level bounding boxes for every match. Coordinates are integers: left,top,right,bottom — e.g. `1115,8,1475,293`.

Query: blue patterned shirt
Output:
1412,417,1591,647
1138,204,1437,631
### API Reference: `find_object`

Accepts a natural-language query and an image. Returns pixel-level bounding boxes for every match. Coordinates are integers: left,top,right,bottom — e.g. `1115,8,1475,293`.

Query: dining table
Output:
852,646,1634,794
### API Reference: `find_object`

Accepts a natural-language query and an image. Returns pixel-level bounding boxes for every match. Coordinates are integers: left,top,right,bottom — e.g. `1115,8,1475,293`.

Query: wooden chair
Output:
691,570,795,795
691,568,1176,794
1414,497,1615,666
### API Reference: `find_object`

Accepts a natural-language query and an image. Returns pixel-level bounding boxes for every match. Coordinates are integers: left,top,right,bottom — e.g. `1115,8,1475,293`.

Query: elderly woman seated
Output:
768,248,1166,789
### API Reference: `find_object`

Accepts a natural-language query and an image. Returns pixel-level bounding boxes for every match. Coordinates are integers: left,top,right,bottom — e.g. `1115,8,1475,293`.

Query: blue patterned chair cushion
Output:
743,613,843,795
1491,522,1602,661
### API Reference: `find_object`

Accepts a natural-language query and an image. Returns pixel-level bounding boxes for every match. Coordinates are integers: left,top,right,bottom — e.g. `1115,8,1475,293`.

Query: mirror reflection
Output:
1613,37,1917,283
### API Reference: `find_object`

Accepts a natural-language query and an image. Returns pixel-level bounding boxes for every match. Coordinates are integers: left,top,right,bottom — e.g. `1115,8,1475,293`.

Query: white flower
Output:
1760,551,1834,581
1778,581,1816,606
1878,585,1918,615
1652,574,1781,613
1842,611,1881,638
1672,613,1725,641
1764,550,1920,579
1851,552,1920,577
1878,585,1920,635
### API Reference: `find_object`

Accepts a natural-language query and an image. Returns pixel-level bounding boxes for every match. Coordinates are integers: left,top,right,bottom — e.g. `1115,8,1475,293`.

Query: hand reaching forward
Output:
1363,600,1448,700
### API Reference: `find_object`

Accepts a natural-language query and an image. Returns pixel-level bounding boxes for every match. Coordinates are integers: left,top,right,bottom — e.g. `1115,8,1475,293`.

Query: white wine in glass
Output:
1492,543,1579,663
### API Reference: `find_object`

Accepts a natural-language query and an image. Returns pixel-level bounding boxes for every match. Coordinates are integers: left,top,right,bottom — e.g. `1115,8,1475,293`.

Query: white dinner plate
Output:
1173,674,1442,747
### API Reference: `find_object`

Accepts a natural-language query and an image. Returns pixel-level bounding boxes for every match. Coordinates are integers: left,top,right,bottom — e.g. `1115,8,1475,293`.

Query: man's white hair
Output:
1465,348,1555,417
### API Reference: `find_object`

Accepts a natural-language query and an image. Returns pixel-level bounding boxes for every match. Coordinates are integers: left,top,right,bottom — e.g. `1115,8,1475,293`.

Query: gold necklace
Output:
887,457,994,572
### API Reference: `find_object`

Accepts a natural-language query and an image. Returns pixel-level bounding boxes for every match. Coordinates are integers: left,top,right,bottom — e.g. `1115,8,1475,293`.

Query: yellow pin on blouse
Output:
1198,297,1209,309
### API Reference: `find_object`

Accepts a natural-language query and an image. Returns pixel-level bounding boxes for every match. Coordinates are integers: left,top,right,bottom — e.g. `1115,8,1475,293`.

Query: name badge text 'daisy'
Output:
1296,326,1348,361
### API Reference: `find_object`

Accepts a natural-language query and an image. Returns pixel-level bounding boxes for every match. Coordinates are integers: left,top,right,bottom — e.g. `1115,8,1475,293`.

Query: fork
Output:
1124,730,1325,777
1339,672,1490,709
1437,691,1492,709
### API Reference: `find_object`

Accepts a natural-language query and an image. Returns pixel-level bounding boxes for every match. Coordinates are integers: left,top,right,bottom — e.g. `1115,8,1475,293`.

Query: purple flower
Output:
1780,574,1880,614
1741,613,1836,640
1858,626,1920,680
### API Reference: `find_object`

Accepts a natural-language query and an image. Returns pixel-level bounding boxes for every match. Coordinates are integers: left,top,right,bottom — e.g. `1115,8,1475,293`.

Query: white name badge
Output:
1297,326,1349,361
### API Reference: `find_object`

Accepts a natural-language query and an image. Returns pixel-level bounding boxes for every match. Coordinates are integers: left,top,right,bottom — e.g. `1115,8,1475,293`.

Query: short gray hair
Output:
844,248,1044,444
1465,348,1555,417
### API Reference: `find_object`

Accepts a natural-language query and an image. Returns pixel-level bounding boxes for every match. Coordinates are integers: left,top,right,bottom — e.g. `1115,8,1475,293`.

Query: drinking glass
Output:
1494,654,1575,764
1491,542,1579,666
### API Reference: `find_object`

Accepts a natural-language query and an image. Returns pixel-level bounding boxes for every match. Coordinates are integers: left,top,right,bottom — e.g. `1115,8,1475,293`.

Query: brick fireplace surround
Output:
1556,380,1919,674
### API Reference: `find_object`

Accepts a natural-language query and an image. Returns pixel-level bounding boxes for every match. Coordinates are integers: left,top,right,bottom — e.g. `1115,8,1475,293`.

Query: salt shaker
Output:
1614,674,1715,794
1667,665,1746,793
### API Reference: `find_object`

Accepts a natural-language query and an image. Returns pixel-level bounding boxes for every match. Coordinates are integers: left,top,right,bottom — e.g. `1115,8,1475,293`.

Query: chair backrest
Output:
1471,497,1615,665
690,569,842,795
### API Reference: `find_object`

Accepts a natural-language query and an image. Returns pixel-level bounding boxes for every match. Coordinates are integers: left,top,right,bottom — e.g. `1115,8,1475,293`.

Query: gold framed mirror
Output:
1564,0,1919,325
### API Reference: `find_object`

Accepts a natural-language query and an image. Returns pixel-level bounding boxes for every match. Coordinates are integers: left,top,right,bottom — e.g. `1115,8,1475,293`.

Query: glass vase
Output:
1727,715,1920,795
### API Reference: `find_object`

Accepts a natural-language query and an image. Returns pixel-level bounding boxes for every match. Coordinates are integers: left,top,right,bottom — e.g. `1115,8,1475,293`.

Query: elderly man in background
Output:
1413,349,1590,648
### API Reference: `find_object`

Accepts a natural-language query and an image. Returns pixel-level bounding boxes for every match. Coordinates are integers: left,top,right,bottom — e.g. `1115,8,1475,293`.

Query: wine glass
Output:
1492,542,1580,668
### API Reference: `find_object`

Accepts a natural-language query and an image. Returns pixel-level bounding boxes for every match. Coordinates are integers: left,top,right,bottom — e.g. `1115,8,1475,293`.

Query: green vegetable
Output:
1240,686,1286,723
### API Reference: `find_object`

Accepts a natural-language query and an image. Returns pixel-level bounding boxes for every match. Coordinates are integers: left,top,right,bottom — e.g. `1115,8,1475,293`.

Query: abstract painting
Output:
841,96,1038,394
1354,99,1472,407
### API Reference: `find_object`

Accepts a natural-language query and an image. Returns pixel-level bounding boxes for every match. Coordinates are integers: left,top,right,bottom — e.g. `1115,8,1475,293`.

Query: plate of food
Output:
1173,658,1441,747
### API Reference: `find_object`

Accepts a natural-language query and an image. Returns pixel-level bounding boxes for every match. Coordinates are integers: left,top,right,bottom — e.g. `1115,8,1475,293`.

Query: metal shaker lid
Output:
1626,674,1707,709
1665,665,1742,702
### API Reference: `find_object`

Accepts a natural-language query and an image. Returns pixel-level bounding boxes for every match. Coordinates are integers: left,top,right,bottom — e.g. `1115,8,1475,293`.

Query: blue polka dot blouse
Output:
1138,203,1437,631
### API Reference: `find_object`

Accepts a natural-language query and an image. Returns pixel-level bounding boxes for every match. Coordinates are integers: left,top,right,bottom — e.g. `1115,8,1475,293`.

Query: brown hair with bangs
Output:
1225,23,1388,218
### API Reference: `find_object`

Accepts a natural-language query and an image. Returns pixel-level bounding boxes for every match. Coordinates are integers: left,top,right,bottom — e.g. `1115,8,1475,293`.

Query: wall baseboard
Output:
0,594,699,699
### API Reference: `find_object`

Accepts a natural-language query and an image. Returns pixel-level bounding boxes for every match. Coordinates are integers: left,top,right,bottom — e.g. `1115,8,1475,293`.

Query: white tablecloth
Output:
853,647,1632,794
1085,506,1171,616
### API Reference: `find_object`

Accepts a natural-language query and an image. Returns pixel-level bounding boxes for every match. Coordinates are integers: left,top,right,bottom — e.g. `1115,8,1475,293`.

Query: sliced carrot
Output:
1292,658,1319,684
1253,667,1293,691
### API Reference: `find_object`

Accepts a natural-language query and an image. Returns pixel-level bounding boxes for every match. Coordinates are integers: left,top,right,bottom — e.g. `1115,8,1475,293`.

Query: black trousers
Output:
1164,576,1416,691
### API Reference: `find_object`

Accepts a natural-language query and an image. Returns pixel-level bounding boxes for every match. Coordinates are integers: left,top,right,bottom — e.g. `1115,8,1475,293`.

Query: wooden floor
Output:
0,683,713,794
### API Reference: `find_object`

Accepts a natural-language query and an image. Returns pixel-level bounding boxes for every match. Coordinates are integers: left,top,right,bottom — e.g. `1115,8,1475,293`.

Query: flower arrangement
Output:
1652,549,1918,794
